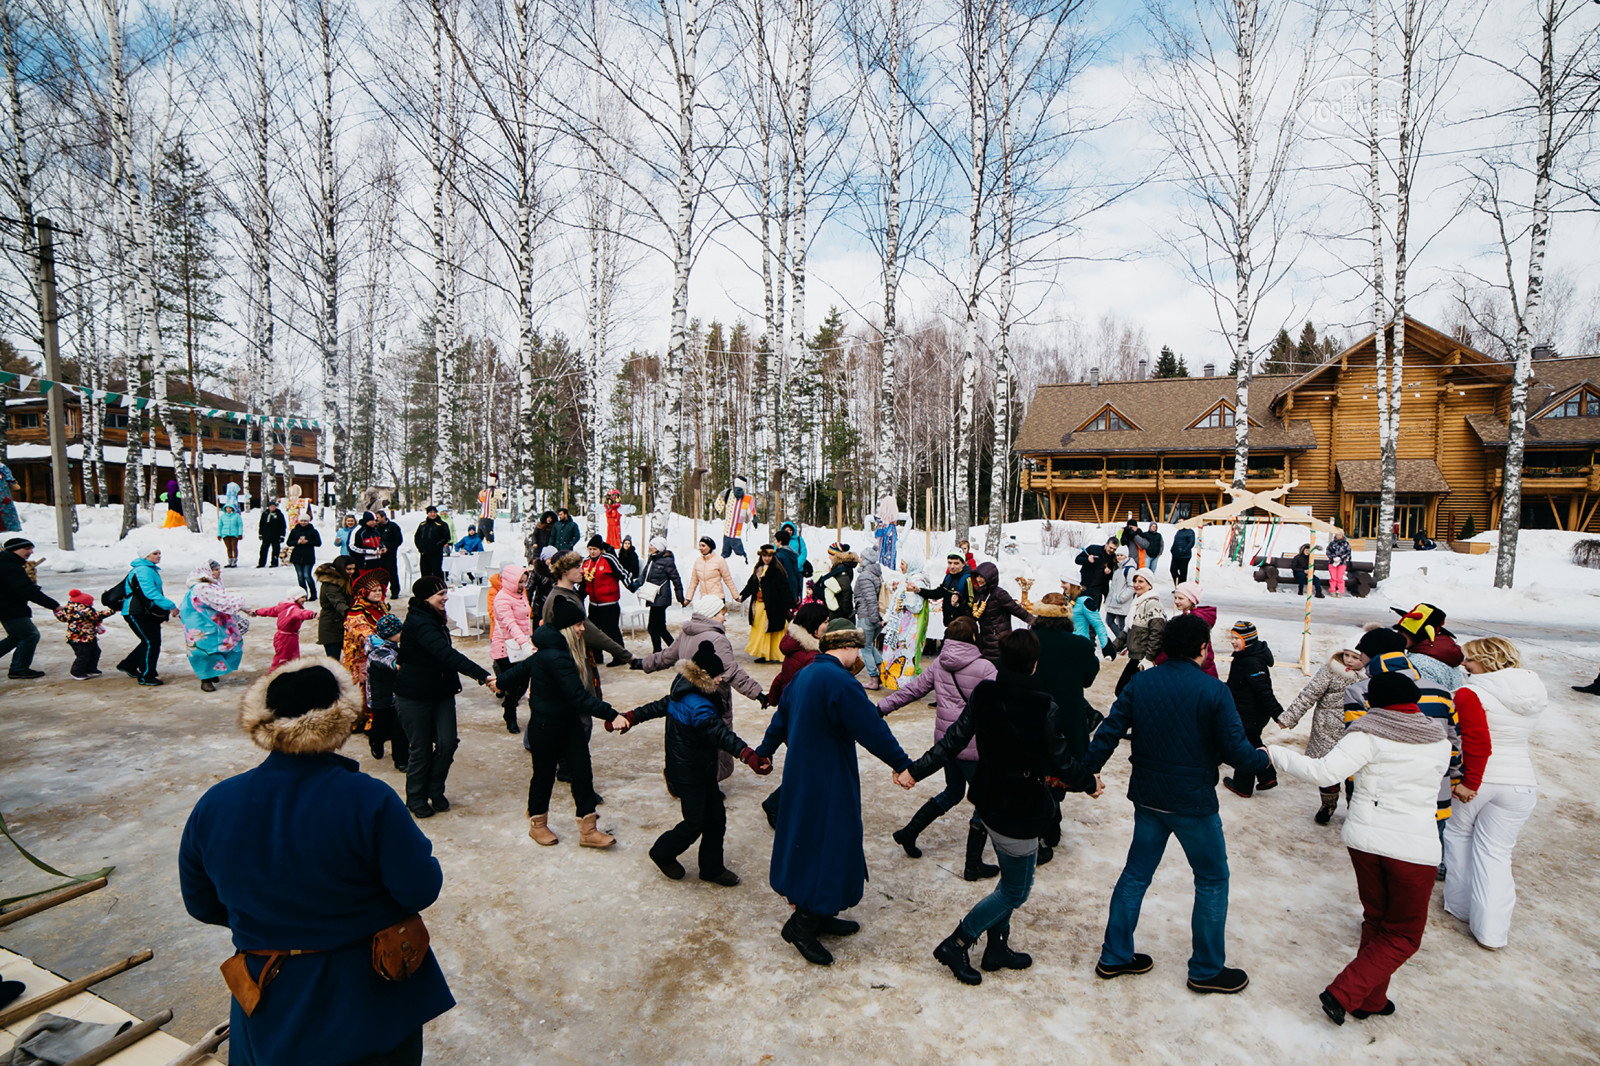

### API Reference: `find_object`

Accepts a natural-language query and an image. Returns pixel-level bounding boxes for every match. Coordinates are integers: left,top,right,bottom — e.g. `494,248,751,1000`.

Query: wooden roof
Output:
1334,459,1451,494
1269,316,1508,412
1466,355,1600,447
1015,373,1315,455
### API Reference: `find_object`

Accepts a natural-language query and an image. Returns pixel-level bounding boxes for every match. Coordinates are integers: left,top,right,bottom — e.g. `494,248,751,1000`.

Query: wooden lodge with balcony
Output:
1015,317,1600,537
3,386,321,506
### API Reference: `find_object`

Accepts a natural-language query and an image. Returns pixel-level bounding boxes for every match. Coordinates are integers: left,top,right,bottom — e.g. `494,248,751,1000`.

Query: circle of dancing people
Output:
150,505,1559,1064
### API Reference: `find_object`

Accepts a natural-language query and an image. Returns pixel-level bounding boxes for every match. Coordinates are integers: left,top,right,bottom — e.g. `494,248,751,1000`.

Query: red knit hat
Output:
68,589,95,606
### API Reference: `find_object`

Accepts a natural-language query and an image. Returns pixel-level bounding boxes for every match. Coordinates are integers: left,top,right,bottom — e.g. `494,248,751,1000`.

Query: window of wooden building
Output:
105,411,129,429
14,412,40,429
1079,405,1135,431
1547,388,1600,419
1192,402,1235,428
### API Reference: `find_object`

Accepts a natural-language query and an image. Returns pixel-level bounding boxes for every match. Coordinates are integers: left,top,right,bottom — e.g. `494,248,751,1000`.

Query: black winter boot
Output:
1036,844,1054,866
933,926,982,985
963,825,999,881
980,923,1033,972
1573,672,1600,696
503,709,519,734
781,910,834,966
892,800,943,859
1315,788,1339,826
762,787,782,829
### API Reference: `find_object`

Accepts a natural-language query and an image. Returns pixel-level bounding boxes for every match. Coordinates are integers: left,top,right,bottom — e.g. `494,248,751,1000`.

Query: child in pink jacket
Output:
254,592,319,670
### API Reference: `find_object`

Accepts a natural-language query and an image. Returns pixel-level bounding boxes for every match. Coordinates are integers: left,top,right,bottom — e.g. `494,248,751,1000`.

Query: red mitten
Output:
740,746,767,773
756,756,774,776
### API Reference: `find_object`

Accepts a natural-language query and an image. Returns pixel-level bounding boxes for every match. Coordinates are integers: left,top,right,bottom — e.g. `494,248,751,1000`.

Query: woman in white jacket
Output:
1444,637,1546,949
1268,670,1452,1026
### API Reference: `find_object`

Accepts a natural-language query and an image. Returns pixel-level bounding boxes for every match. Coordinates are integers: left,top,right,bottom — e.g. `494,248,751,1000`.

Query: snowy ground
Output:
2,505,1599,1063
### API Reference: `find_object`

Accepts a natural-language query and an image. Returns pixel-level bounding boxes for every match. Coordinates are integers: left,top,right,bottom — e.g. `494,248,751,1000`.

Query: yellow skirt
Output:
746,600,785,662
162,506,186,528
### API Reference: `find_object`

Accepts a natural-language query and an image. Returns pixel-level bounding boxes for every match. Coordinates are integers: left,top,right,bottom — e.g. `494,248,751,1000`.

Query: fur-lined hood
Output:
1031,602,1076,630
825,549,859,568
675,656,721,694
239,654,360,755
783,621,820,652
1325,649,1361,681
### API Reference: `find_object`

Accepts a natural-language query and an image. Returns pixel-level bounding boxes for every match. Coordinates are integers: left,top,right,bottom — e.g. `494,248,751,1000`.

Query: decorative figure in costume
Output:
478,474,502,543
224,481,242,514
605,488,623,548
718,476,755,561
879,559,930,690
161,478,187,528
283,483,309,526
874,495,899,571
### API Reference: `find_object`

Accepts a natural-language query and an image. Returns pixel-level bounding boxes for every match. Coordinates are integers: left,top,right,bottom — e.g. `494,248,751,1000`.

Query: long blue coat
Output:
179,751,455,1065
758,653,911,915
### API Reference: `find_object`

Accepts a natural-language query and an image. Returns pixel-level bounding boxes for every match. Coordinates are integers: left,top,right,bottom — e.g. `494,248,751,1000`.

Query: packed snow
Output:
1,502,1597,1063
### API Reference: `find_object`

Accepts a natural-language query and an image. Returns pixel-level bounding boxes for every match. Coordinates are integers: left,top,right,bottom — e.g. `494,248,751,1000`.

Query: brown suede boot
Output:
528,814,558,846
578,813,615,848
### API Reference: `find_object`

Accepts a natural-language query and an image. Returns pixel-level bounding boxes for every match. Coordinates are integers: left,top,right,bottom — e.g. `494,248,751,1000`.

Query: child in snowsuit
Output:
616,641,772,886
1222,620,1283,797
1277,648,1363,823
254,593,318,670
365,613,407,768
54,589,114,679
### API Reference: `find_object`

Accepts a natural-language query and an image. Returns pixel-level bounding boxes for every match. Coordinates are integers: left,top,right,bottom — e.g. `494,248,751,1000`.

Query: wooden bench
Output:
1252,554,1376,597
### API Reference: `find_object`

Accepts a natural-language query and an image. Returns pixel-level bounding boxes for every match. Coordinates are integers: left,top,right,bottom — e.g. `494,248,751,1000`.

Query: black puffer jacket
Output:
314,558,354,645
628,659,750,786
971,562,1035,662
0,550,58,621
395,596,491,698
1225,639,1283,727
414,517,452,555
740,558,795,632
640,551,684,608
907,668,1094,839
512,623,615,727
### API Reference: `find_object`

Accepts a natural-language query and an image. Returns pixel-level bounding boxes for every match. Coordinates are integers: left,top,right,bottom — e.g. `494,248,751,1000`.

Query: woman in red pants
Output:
1266,669,1452,1025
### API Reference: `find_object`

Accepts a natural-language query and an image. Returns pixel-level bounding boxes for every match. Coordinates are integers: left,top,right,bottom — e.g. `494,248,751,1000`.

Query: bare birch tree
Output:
1147,0,1325,489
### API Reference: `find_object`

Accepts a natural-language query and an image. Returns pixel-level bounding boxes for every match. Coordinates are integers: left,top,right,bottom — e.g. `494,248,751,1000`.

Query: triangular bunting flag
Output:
15,376,31,392
39,380,54,395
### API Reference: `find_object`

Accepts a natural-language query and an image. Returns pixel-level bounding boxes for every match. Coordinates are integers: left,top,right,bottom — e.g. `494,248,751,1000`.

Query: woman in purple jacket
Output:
879,615,1003,881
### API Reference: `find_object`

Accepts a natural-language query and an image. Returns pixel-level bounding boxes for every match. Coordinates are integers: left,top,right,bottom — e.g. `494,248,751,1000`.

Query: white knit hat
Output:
691,596,726,618
650,536,668,552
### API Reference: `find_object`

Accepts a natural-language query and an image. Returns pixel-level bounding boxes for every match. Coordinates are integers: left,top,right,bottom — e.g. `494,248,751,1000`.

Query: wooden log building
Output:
2,387,321,506
1016,317,1600,536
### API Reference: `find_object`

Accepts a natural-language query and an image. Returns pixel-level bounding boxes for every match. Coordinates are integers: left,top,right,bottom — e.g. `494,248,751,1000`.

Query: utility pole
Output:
38,218,74,551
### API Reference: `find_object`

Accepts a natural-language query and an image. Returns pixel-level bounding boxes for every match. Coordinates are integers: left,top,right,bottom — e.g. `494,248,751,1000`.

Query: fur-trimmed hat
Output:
820,617,865,651
1034,591,1071,618
550,596,587,630
239,655,360,755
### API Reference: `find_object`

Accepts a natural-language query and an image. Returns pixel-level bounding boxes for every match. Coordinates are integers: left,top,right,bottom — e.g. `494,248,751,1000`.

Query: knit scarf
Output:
1347,704,1447,744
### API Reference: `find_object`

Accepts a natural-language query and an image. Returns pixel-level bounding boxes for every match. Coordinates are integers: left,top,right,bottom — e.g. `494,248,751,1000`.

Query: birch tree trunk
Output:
250,0,275,510
1229,0,1255,489
1367,0,1392,574
954,0,989,538
781,0,815,525
429,11,454,510
315,0,342,512
654,0,702,537
514,0,538,543
874,0,904,501
984,0,1012,556
1494,0,1558,588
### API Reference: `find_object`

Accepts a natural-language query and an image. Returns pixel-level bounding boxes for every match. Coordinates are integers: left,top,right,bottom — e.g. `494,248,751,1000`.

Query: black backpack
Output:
103,571,153,617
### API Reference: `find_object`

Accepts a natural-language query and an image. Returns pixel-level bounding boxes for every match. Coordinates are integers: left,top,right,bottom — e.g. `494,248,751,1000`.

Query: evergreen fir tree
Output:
1260,327,1294,374
1153,345,1189,378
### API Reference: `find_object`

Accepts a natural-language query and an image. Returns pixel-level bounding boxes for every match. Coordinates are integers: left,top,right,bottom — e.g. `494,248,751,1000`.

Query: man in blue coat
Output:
757,617,912,966
1080,612,1271,996
179,656,455,1066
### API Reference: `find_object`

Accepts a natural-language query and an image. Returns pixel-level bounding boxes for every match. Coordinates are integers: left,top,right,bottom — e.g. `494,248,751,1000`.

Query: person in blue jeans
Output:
1081,611,1271,995
896,628,1104,985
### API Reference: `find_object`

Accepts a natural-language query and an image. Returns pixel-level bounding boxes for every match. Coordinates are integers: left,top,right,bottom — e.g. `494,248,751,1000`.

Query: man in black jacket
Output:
377,510,405,597
394,576,499,818
257,501,287,567
415,506,452,579
0,536,58,679
1075,537,1119,602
